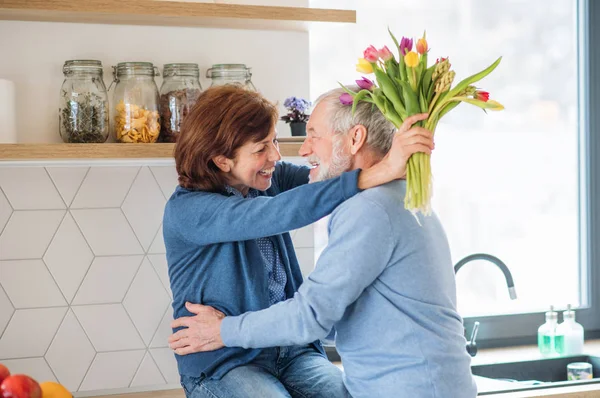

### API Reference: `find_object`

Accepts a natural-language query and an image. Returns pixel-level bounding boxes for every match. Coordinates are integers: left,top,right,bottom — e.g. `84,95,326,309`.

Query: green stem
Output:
428,91,441,115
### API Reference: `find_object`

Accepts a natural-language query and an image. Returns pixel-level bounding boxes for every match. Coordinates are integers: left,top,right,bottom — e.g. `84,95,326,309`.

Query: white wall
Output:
0,158,314,396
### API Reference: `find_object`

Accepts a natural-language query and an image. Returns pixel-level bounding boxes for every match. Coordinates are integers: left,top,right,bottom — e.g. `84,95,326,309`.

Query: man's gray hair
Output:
315,85,396,156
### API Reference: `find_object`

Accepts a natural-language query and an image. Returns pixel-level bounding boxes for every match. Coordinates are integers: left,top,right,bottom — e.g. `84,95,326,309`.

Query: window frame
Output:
322,1,598,358
461,0,600,348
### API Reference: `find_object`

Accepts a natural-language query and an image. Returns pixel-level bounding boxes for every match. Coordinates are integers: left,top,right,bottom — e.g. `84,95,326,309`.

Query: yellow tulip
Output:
487,100,505,111
404,51,419,68
356,58,374,74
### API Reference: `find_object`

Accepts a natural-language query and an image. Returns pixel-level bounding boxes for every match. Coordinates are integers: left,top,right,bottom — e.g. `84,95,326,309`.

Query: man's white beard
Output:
310,137,352,183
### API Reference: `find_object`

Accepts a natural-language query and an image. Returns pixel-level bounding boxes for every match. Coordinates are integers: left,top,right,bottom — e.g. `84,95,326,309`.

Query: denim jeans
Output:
180,344,349,398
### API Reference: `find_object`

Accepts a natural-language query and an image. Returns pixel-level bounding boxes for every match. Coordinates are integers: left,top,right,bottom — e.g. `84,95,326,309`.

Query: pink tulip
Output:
379,46,393,61
363,45,379,63
356,77,374,91
339,93,353,105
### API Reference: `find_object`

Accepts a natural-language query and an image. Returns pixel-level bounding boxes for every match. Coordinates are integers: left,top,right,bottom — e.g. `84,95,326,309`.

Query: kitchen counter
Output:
90,341,600,398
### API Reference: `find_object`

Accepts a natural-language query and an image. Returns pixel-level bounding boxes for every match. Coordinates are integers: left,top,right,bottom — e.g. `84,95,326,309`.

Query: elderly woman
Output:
163,85,432,398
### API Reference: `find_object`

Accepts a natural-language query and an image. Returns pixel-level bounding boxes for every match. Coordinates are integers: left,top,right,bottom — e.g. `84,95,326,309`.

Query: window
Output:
309,0,597,344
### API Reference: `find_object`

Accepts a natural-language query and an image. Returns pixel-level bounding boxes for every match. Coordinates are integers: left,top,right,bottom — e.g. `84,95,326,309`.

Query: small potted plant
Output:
281,96,311,136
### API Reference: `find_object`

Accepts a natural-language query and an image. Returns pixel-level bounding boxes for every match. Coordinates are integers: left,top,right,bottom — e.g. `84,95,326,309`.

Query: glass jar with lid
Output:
59,60,109,143
112,62,161,143
159,63,203,143
206,64,256,91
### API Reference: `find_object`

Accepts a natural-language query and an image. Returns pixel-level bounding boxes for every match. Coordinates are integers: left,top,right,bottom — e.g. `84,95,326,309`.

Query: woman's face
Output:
225,128,281,195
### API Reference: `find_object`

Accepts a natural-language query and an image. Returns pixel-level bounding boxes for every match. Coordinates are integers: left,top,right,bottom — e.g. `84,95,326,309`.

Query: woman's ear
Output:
349,125,368,155
212,155,233,173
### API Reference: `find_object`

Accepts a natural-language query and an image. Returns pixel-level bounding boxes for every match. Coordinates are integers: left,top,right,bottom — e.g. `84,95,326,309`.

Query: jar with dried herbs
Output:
59,60,109,143
159,63,202,143
112,62,161,143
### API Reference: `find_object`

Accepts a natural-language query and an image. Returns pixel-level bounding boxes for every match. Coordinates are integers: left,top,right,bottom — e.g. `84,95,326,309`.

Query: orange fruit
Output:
39,381,72,398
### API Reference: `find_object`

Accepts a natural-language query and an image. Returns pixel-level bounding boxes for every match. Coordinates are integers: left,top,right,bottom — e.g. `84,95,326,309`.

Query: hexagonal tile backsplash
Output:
0,162,315,394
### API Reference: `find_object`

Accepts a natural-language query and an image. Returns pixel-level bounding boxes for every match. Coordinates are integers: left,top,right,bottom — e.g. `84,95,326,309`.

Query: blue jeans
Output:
180,344,349,398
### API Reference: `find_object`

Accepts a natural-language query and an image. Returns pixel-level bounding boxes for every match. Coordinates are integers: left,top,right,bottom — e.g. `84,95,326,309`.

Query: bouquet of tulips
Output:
340,30,504,216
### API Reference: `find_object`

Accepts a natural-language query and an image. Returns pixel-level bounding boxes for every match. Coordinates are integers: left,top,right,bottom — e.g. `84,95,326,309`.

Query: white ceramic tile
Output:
71,166,139,209
147,254,171,298
43,212,94,303
45,310,96,391
79,350,144,391
149,166,179,200
72,304,145,352
291,224,314,248
130,352,166,387
72,255,143,305
0,210,65,260
124,259,170,345
46,166,89,207
71,209,143,256
149,348,179,384
0,358,57,383
0,287,14,336
150,307,174,349
295,247,315,277
0,167,65,210
0,307,67,359
121,168,166,251
0,188,12,234
148,226,166,254
0,259,66,308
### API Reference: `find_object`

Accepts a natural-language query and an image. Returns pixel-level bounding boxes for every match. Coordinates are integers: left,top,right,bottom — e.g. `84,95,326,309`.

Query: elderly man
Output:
169,86,477,398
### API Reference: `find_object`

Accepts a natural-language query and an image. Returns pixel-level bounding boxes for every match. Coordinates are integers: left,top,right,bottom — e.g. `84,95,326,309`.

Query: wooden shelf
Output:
0,0,356,31
0,140,304,160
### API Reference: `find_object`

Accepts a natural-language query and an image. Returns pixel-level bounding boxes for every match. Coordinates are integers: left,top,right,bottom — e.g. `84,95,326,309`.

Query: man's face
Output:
300,102,352,182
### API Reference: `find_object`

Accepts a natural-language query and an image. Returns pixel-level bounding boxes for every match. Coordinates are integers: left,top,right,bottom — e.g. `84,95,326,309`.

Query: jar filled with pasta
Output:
112,62,161,143
159,63,202,143
206,64,256,91
59,60,110,143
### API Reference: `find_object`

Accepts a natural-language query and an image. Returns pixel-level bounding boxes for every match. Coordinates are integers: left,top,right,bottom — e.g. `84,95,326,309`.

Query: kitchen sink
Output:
472,355,600,395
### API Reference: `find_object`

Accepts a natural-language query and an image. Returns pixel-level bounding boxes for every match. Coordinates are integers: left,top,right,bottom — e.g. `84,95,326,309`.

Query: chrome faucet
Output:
454,253,517,357
454,253,517,300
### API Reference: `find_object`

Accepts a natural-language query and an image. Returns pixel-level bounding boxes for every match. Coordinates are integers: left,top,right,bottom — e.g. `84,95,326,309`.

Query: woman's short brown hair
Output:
174,85,278,192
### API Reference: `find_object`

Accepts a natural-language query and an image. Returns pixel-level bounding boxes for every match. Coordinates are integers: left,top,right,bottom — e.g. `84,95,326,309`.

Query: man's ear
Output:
212,155,233,173
349,125,368,155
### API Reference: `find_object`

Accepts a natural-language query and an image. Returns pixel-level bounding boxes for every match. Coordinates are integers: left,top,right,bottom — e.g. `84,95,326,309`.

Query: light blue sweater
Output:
221,180,477,398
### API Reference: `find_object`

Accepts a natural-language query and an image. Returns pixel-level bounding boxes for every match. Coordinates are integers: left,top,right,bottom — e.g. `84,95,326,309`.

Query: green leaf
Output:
419,85,428,114
388,27,401,59
422,65,435,99
417,52,428,87
445,57,502,99
398,54,407,81
386,58,400,82
338,82,359,96
352,89,373,115
375,69,407,118
437,100,461,120
453,97,502,109
394,78,420,116
382,97,404,128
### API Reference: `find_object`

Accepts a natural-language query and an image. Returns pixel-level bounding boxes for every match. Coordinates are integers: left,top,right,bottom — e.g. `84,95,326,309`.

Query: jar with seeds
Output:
59,60,109,143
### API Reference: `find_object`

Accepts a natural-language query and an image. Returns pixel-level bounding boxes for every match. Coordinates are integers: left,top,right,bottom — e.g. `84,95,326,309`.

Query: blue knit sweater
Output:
221,180,477,398
163,162,361,378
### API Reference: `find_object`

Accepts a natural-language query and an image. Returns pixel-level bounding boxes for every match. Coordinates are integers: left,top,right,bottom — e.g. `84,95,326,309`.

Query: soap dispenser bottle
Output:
538,306,560,357
556,304,584,356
